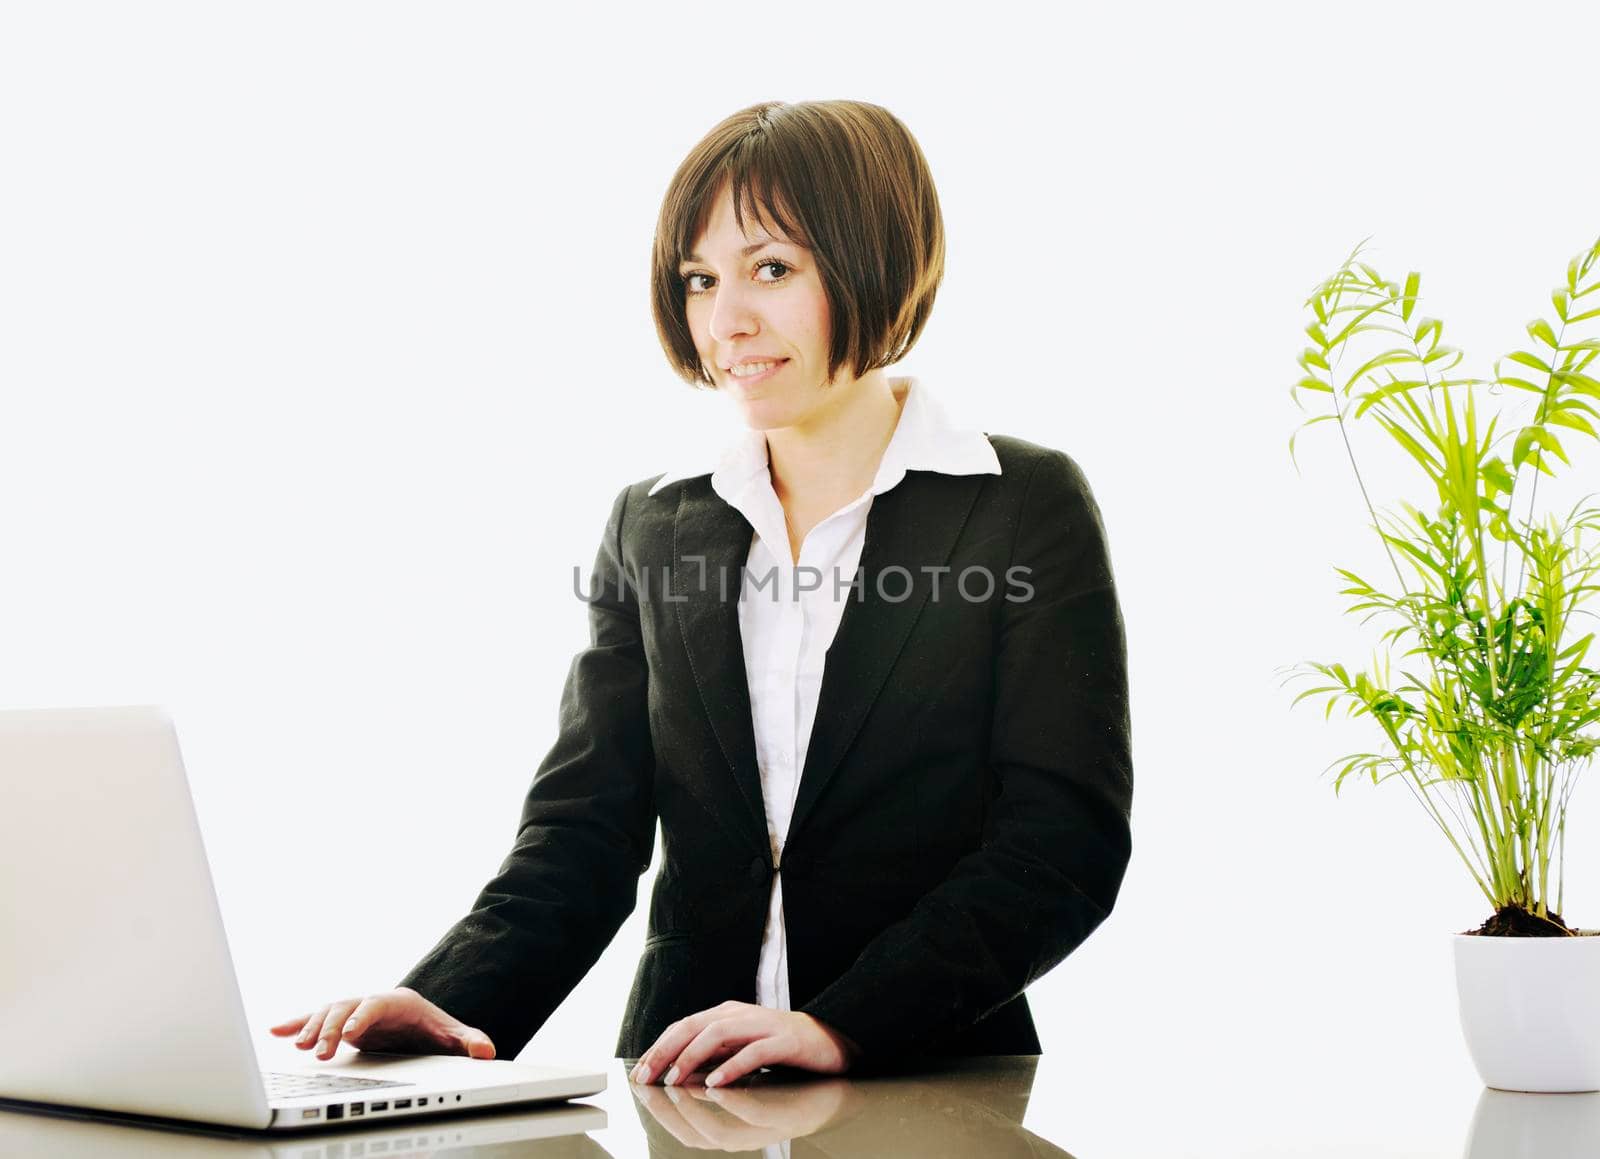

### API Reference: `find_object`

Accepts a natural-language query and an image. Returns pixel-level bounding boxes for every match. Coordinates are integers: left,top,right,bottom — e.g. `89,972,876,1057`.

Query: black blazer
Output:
399,434,1132,1063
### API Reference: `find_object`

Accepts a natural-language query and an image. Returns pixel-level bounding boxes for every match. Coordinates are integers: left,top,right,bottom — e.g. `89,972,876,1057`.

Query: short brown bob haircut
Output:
651,100,946,390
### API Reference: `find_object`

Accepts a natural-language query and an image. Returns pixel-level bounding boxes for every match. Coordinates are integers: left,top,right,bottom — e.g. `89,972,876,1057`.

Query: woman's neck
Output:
764,372,908,510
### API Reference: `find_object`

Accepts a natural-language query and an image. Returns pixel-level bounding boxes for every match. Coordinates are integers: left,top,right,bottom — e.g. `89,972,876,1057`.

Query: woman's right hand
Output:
270,987,497,1061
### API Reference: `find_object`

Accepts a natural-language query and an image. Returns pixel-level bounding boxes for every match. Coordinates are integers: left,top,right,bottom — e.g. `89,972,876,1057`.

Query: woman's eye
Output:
682,259,790,296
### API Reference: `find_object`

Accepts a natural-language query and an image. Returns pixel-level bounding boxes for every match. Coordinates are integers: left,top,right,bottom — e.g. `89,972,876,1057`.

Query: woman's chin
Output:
729,393,800,431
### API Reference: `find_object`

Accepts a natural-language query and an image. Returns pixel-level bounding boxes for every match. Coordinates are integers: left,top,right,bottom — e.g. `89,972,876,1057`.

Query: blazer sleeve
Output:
797,449,1133,1058
396,482,657,1057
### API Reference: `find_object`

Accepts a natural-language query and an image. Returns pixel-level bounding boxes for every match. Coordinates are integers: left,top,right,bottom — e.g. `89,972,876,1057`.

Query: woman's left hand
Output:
630,1001,861,1088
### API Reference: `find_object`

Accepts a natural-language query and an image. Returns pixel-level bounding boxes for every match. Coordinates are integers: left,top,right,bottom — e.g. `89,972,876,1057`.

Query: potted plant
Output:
1281,236,1600,1092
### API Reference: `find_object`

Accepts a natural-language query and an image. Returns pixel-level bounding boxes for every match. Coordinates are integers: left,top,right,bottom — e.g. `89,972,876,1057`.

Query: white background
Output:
4,3,1599,1156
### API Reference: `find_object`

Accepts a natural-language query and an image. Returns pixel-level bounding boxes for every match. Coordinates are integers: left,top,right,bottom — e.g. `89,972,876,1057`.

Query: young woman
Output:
273,99,1133,1090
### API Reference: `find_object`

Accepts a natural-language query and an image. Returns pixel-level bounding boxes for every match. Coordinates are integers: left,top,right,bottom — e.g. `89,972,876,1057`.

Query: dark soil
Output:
1461,904,1590,937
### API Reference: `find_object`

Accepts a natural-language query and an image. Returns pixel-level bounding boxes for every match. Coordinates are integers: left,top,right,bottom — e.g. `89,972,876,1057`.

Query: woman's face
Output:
679,184,845,431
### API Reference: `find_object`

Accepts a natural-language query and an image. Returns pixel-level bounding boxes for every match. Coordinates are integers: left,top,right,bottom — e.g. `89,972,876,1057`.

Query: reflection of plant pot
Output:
1454,932,1600,1092
1463,1087,1600,1159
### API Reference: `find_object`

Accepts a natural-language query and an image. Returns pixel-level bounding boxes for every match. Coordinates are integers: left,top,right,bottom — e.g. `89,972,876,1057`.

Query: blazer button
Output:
748,856,768,882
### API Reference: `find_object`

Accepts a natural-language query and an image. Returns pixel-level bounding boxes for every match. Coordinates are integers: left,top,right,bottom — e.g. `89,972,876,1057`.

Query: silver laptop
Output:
0,705,607,1132
0,1099,608,1156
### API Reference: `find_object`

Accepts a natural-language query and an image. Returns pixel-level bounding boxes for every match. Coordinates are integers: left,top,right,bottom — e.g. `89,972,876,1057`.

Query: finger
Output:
269,1014,311,1036
705,1038,788,1089
668,1016,766,1085
634,1002,741,1083
338,996,382,1050
634,1012,716,1083
448,1024,496,1059
314,999,363,1060
418,997,496,1059
293,1006,332,1050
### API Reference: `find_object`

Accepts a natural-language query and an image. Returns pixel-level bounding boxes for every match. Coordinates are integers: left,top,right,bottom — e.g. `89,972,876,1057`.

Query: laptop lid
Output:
0,706,276,1128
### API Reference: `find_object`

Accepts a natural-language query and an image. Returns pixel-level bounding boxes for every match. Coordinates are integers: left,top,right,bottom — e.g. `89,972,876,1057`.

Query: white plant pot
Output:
1454,932,1600,1092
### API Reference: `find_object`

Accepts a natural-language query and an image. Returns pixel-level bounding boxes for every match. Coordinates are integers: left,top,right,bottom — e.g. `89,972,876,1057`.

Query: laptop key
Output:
262,1072,413,1100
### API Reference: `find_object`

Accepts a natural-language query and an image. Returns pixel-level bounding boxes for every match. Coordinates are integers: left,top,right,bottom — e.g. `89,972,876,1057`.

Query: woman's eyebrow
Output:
681,239,793,264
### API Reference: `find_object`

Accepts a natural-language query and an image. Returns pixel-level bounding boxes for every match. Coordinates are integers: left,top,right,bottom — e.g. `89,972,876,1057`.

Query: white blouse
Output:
648,376,1002,1010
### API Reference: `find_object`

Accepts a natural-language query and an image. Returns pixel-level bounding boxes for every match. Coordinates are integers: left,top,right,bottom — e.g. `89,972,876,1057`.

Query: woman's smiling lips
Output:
724,358,788,387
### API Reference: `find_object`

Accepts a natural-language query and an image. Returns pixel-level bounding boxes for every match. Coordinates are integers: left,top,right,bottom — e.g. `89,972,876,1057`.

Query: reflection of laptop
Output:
0,705,607,1132
0,1097,608,1155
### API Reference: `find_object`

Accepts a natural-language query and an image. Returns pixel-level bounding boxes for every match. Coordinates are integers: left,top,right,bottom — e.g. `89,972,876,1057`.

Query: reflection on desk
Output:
0,1097,610,1158
1,1056,1074,1158
1466,1087,1600,1159
622,1054,1070,1157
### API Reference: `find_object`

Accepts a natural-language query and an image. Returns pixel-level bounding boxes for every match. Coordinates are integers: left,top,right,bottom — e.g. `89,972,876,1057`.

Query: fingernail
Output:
629,1063,644,1082
705,1072,722,1087
664,1065,680,1086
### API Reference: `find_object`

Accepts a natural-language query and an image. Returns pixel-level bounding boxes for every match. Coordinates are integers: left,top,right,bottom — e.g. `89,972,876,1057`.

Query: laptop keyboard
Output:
263,1072,414,1101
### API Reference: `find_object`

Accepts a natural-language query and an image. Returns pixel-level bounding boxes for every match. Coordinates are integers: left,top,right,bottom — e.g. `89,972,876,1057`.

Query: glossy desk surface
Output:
0,1052,1054,1158
2,1042,1595,1157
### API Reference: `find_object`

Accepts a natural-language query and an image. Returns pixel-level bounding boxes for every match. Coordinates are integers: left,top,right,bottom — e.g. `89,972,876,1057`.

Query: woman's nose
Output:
707,284,760,344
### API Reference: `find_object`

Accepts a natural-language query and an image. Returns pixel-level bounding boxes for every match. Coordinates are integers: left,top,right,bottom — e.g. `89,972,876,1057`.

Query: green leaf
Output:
1481,457,1515,496
1529,318,1559,348
1383,534,1450,581
1556,632,1593,664
1300,348,1330,371
1528,425,1572,466
1554,288,1571,323
1553,370,1600,398
1570,306,1600,324
1288,414,1339,466
1513,426,1537,469
1546,410,1599,438
1506,351,1552,374
1354,378,1429,419
1296,376,1334,394
1373,413,1444,475
1305,321,1329,347
1402,271,1420,322
1346,348,1415,383
1414,318,1443,351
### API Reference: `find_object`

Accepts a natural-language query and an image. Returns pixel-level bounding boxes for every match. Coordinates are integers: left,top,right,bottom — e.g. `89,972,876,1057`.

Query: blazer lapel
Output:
788,472,986,843
671,471,986,854
671,484,768,850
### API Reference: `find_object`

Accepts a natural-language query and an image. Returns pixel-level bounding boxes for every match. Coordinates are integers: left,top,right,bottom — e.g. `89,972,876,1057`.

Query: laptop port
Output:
394,1099,412,1109
350,1103,364,1116
300,1109,321,1120
417,1097,428,1106
326,1105,344,1120
371,1101,388,1112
